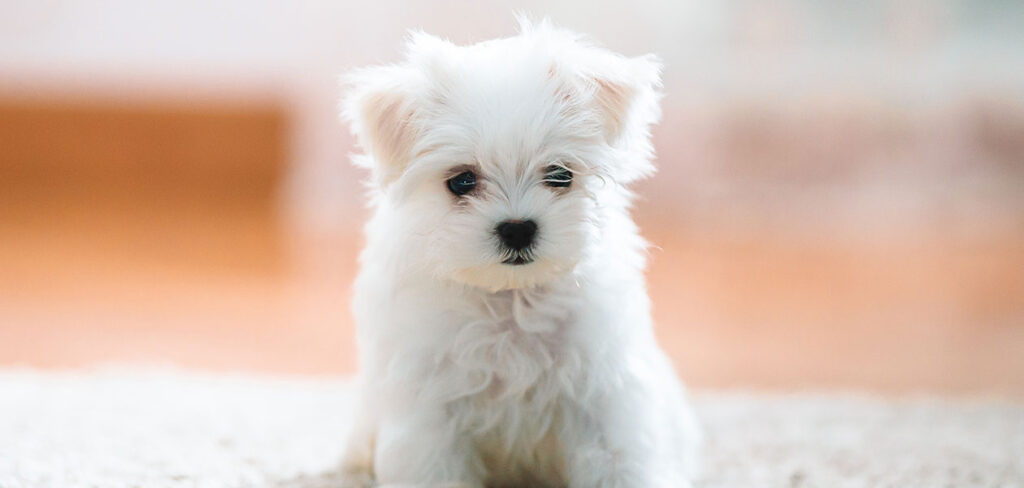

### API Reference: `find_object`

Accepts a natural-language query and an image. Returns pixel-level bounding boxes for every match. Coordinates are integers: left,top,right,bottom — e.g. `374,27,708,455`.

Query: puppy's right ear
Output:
341,65,421,187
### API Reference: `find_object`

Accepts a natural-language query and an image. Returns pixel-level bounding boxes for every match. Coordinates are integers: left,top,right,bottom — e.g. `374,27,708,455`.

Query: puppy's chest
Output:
444,296,578,399
443,302,576,486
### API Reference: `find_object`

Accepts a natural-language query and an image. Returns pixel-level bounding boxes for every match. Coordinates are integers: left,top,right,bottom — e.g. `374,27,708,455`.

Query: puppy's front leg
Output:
373,409,484,488
564,401,690,488
566,437,656,488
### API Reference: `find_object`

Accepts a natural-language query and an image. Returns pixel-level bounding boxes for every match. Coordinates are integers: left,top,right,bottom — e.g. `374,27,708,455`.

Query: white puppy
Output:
338,19,700,488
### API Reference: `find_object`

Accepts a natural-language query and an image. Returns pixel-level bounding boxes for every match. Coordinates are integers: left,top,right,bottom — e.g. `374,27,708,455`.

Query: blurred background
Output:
0,0,1022,396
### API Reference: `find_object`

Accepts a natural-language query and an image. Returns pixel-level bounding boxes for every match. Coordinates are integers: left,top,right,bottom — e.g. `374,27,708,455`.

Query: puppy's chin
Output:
450,258,575,292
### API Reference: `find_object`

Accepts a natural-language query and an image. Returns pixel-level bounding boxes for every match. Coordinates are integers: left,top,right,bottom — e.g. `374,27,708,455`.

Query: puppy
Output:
338,19,700,488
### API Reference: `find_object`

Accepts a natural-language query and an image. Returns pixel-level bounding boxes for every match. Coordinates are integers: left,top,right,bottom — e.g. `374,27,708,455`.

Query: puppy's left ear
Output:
576,53,663,182
341,64,423,188
591,55,661,142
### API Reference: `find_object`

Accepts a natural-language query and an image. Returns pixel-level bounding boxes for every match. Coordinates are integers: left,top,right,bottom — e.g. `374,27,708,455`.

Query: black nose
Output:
496,220,537,250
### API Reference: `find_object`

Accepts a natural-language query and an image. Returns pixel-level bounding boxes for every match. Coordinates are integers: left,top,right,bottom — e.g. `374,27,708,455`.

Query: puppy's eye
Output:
447,170,477,196
544,165,573,188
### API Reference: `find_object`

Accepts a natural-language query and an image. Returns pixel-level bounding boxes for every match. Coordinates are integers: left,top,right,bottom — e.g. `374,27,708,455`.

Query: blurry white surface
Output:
0,367,1021,487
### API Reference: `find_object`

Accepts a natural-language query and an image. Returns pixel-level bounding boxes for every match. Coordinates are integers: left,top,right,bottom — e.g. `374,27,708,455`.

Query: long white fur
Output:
338,18,700,488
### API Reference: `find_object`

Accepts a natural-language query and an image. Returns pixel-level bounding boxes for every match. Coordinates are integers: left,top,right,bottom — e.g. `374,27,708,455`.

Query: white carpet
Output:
0,367,1021,488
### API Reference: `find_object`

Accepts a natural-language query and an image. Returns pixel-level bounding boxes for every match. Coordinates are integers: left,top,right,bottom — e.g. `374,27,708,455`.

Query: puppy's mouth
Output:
502,255,534,266
500,247,536,266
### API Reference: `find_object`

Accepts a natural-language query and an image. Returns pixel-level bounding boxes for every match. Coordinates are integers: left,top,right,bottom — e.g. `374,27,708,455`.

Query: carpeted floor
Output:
0,368,1021,488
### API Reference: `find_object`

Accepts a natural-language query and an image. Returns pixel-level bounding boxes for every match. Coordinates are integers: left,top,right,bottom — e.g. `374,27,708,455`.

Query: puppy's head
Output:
343,19,661,291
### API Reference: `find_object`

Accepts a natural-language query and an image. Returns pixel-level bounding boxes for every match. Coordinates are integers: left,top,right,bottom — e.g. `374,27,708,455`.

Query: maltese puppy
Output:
338,19,700,488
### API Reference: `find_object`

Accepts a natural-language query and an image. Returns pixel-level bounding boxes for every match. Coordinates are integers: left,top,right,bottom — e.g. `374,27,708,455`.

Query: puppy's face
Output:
344,22,661,291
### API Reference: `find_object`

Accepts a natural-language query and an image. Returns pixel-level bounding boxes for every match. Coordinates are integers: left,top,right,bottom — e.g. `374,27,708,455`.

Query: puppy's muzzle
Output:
496,219,537,265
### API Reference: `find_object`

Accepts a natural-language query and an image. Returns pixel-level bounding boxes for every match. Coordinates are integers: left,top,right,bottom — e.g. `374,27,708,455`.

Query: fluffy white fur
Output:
338,19,700,488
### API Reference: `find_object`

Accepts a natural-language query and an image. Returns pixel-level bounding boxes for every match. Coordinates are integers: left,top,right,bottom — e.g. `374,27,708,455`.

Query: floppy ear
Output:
341,64,421,187
577,53,663,181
